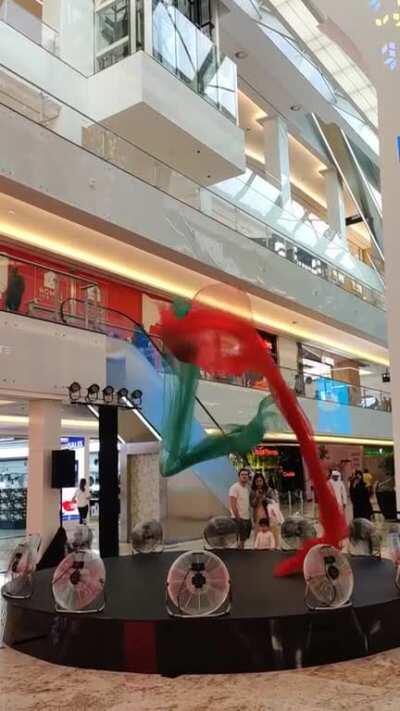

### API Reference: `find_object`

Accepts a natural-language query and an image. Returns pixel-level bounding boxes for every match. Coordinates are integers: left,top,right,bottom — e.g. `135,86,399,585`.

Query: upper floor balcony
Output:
0,260,391,443
0,0,246,183
0,70,387,342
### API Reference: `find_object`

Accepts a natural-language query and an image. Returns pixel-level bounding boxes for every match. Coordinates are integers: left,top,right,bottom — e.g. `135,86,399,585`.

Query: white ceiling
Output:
268,0,378,126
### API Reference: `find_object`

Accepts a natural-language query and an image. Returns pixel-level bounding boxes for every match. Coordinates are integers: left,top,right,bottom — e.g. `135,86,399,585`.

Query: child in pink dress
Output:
254,517,275,550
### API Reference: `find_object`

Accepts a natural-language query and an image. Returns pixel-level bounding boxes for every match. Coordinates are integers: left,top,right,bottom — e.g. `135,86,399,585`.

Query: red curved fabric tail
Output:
252,336,348,576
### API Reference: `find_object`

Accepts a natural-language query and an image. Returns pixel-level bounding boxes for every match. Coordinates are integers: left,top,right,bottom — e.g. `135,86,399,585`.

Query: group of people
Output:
229,468,284,550
328,467,374,521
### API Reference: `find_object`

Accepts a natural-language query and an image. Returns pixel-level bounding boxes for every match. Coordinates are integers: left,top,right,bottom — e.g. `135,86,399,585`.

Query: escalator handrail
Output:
60,297,225,435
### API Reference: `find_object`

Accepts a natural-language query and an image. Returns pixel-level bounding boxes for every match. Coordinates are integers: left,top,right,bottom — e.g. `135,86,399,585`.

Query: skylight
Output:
268,0,378,127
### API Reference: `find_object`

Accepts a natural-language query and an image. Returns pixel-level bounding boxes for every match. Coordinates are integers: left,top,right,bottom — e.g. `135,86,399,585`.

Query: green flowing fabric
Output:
160,357,276,476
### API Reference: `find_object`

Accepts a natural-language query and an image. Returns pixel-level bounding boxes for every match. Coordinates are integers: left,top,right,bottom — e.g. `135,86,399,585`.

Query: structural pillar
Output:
98,405,119,557
27,399,62,554
260,115,291,209
321,167,347,240
83,437,90,481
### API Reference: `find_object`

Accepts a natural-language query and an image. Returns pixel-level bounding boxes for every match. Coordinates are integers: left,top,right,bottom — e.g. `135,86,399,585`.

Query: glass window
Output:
95,0,130,69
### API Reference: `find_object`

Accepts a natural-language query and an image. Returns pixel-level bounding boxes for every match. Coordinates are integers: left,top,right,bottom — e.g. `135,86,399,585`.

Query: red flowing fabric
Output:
159,295,348,575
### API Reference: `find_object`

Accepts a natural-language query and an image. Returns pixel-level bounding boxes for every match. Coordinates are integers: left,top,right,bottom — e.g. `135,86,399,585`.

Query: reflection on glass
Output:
152,0,237,121
175,7,197,85
153,0,177,73
95,0,130,71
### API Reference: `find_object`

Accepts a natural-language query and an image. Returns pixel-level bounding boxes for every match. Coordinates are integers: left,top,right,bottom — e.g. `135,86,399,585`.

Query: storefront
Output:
0,437,100,531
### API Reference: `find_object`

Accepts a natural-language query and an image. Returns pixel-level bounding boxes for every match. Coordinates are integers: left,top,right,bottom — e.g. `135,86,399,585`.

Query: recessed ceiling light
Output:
235,50,248,60
7,210,15,216
290,104,303,112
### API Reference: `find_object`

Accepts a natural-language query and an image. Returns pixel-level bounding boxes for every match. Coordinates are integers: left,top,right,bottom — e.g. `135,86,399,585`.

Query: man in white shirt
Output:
328,470,347,511
229,468,252,549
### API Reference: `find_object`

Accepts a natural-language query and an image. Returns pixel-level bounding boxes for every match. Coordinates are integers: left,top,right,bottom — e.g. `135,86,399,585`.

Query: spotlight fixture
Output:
86,384,100,403
234,50,248,59
102,385,114,404
68,382,81,403
290,104,303,111
117,388,129,404
131,389,143,408
382,369,391,384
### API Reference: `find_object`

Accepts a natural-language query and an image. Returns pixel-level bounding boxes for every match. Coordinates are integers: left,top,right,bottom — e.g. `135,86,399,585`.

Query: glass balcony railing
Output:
200,366,392,415
0,254,388,420
0,0,237,123
59,298,393,416
0,62,386,311
234,0,379,156
152,0,238,122
0,0,58,55
212,170,384,297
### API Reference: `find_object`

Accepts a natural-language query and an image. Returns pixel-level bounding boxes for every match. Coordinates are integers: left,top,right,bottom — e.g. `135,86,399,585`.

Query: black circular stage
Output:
3,550,400,675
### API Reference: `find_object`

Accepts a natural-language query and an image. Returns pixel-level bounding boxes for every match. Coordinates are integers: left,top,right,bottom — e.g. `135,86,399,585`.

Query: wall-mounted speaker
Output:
51,450,76,489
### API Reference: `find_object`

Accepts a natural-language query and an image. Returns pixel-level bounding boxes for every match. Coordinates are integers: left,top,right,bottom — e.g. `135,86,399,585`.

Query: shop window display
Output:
0,459,27,530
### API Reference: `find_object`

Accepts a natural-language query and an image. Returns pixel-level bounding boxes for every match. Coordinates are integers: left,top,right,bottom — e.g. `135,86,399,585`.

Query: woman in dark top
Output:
250,472,268,533
350,470,373,520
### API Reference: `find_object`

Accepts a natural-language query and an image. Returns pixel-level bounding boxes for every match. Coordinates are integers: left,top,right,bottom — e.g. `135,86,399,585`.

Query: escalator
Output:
60,298,237,511
312,115,384,275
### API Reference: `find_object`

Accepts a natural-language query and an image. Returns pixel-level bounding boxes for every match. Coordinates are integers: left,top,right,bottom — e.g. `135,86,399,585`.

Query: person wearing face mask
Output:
328,469,347,512
350,470,373,520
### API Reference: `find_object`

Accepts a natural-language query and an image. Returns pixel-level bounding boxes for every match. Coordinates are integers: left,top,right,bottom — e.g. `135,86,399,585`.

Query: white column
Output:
129,452,161,527
279,336,299,390
119,444,129,543
27,400,62,554
44,0,94,75
321,167,347,240
376,93,400,512
260,115,291,209
83,437,90,481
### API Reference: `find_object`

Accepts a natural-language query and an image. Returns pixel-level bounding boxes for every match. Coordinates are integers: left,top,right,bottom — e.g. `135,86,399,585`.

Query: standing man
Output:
229,468,252,549
328,469,347,512
5,266,25,312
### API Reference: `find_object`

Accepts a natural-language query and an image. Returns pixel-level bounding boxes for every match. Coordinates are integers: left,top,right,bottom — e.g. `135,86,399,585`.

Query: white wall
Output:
58,0,94,76
0,22,88,112
0,312,107,398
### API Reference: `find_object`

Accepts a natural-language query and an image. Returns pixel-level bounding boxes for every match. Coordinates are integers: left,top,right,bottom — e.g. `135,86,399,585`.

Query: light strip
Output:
0,415,98,429
0,220,389,366
263,432,393,446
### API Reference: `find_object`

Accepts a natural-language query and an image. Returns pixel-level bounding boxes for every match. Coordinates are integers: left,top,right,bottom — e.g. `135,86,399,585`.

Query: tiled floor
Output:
1,645,400,710
1,510,400,709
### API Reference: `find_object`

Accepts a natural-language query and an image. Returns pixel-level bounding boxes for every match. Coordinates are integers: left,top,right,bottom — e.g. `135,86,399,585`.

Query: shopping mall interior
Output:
1,0,400,708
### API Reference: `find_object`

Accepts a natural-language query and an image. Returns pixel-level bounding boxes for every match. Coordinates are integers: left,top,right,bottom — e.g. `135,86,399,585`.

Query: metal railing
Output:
60,297,225,434
0,251,99,320
202,365,392,413
0,59,385,311
0,251,389,416
59,298,392,415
